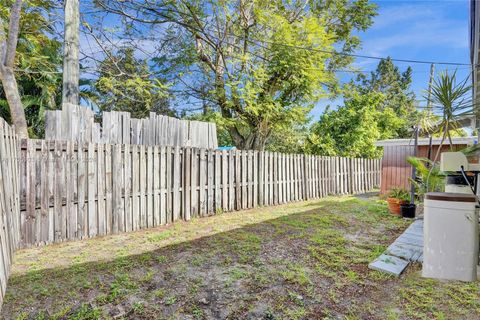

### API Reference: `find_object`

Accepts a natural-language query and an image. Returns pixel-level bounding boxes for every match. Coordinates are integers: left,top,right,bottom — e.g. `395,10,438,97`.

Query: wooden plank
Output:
258,151,264,206
36,140,47,245
268,152,273,205
221,150,228,211
76,142,86,239
241,151,247,209
184,148,191,220
139,145,147,228
235,150,241,210
215,150,221,213
24,140,35,246
247,150,253,208
104,144,113,234
165,146,172,223
53,141,63,242
112,144,123,233
207,149,214,214
285,154,290,203
279,153,284,204
160,147,167,224
253,151,258,208
124,144,132,231
131,145,140,230
87,143,97,237
46,141,54,243
153,146,160,226
66,141,75,240
97,144,105,236
190,148,198,218
172,147,181,221
199,149,206,216
147,146,154,226
228,150,234,211
273,153,278,204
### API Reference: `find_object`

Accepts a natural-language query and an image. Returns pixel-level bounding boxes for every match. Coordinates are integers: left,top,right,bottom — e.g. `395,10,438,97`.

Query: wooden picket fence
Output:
19,139,381,248
0,119,21,307
45,104,218,148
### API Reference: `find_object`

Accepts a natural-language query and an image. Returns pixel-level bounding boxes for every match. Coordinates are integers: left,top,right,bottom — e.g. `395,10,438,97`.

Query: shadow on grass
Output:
3,197,408,320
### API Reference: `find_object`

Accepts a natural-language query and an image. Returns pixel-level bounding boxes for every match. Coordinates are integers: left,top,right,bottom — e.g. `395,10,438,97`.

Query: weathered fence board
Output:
18,139,382,248
45,105,218,149
0,119,21,309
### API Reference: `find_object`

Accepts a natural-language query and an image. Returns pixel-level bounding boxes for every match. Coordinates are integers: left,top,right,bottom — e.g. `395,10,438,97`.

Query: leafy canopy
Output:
0,0,62,137
95,0,378,149
306,58,417,158
91,47,172,118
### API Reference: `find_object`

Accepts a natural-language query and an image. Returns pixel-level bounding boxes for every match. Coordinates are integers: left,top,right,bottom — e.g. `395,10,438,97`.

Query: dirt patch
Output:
2,196,479,319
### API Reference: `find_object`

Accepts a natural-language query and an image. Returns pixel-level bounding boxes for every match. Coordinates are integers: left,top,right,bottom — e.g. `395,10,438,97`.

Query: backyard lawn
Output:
2,196,479,320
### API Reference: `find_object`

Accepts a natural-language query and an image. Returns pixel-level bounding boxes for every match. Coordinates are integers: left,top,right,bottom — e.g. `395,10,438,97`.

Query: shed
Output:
375,137,477,194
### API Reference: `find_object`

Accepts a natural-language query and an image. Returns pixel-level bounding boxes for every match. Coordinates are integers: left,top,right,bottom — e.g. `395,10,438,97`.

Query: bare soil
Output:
2,196,479,319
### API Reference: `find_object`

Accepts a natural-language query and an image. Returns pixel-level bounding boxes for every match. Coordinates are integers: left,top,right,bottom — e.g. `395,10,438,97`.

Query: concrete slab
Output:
386,242,423,262
369,218,424,275
369,254,410,276
396,234,423,247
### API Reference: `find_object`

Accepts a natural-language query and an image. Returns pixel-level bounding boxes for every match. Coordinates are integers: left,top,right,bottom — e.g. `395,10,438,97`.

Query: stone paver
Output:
368,219,423,275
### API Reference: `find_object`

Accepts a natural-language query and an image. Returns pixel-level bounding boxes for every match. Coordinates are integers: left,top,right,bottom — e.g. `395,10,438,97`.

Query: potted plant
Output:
386,188,410,216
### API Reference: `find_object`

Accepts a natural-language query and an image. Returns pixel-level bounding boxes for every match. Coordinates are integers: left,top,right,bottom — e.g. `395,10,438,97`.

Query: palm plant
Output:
424,70,472,162
407,157,445,199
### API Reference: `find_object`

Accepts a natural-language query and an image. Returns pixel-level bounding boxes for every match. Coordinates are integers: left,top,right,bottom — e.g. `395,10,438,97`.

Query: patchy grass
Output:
2,196,480,319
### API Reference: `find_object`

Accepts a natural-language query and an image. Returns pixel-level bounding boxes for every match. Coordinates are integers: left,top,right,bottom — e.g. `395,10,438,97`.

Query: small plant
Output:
407,157,445,199
165,295,177,305
386,188,410,216
132,302,144,314
387,188,410,202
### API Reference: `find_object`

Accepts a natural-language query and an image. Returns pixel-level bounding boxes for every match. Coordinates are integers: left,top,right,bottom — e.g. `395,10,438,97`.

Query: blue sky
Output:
79,0,472,118
311,0,471,119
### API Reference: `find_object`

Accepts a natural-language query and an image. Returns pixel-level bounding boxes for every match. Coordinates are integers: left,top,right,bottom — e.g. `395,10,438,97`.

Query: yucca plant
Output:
424,70,472,162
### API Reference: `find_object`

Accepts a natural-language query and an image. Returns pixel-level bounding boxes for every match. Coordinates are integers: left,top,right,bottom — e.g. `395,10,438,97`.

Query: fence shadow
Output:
2,197,402,320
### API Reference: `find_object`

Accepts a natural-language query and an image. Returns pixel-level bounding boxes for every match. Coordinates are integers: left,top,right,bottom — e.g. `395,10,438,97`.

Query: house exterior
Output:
471,0,480,128
375,137,477,194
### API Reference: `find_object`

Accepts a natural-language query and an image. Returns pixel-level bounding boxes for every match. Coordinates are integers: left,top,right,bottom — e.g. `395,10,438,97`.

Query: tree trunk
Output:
0,68,28,137
62,0,80,105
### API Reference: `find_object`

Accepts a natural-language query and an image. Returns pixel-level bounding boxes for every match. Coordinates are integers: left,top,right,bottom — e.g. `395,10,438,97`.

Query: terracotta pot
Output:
386,197,407,216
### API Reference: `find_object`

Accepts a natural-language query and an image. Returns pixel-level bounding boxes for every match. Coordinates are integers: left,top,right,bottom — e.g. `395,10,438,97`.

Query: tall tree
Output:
95,0,378,150
306,89,403,158
0,0,28,137
91,47,172,118
354,57,417,137
0,0,62,138
306,58,416,157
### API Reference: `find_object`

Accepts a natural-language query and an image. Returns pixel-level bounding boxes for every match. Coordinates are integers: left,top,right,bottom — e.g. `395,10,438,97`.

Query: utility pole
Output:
62,0,80,106
426,63,435,110
410,126,419,204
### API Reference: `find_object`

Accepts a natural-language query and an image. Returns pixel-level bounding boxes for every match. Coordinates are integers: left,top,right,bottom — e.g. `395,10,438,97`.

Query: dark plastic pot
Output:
400,203,416,219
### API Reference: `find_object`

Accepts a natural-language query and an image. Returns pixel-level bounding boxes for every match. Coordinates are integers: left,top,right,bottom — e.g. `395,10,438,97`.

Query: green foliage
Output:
407,157,445,197
265,125,308,153
355,57,418,138
97,0,378,149
387,188,410,201
0,0,62,137
305,90,387,158
91,47,173,118
306,58,417,157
